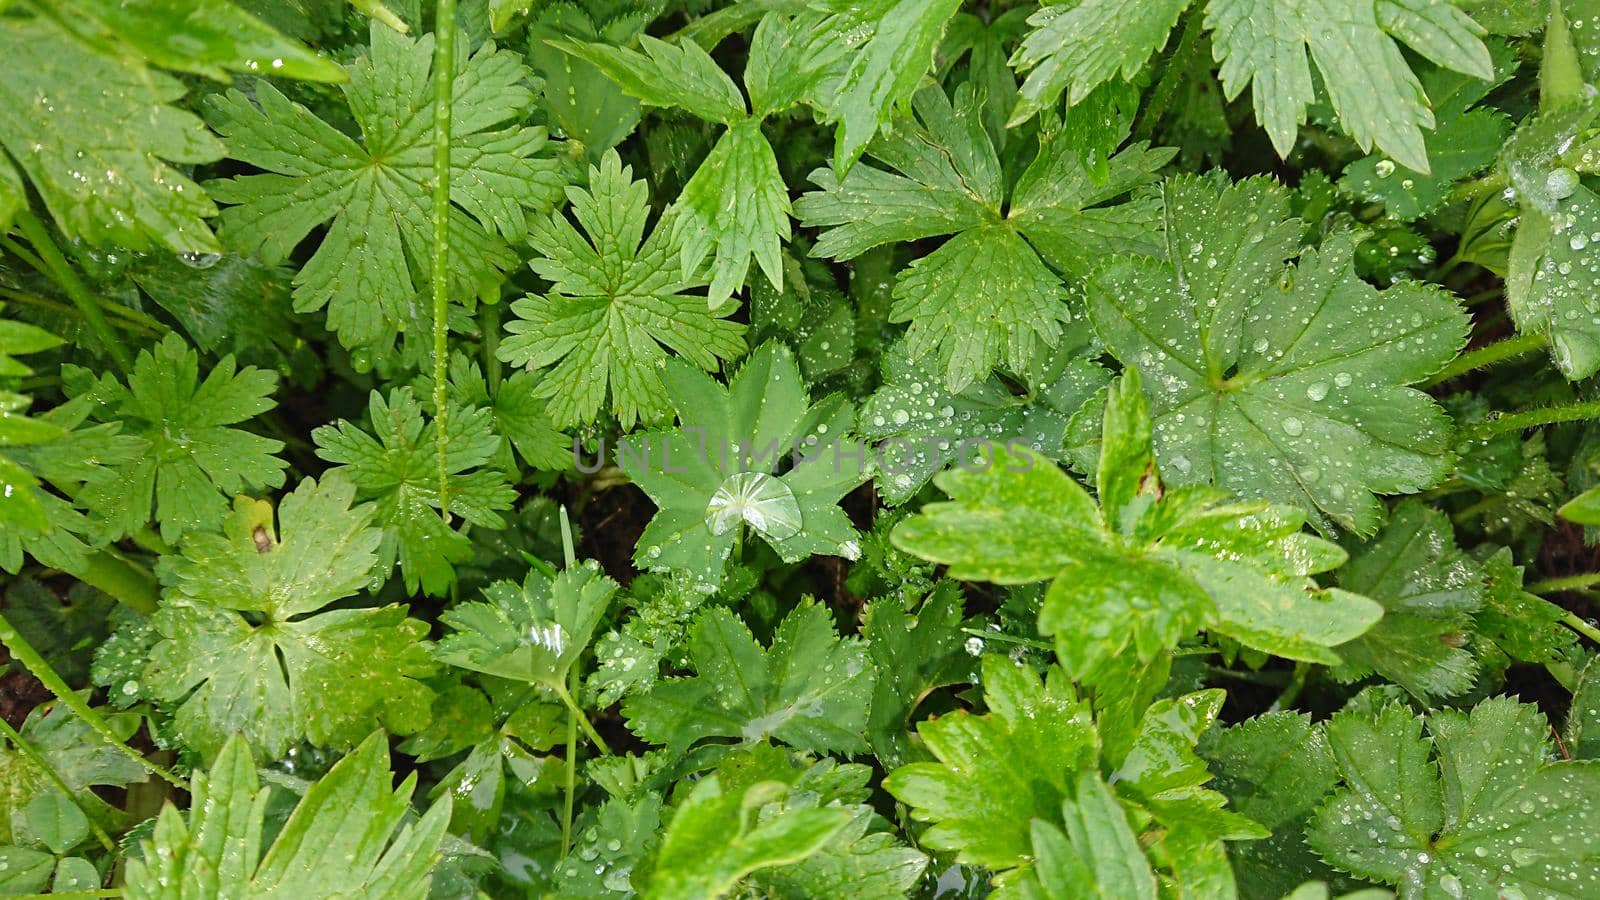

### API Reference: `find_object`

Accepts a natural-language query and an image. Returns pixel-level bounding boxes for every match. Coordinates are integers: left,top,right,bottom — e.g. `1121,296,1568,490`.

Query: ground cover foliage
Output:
7,0,1600,897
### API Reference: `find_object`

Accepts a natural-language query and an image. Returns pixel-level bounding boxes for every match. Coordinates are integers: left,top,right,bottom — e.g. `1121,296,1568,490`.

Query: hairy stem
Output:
1530,571,1600,595
0,611,183,787
430,0,457,523
1461,400,1600,440
1422,333,1546,388
12,211,133,373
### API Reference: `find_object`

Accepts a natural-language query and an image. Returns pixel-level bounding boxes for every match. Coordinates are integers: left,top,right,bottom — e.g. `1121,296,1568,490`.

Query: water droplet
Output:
1549,166,1581,200
1375,159,1396,178
1282,416,1304,437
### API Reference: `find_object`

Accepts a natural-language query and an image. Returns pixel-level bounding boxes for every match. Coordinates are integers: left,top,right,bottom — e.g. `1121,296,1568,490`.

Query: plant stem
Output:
0,716,115,851
480,301,501,398
71,550,159,616
1269,662,1311,713
0,611,182,787
0,285,166,337
1530,571,1600,595
12,212,133,373
552,681,611,756
560,669,578,859
1134,11,1203,141
1562,612,1600,645
430,0,457,523
1461,399,1600,440
1423,332,1546,388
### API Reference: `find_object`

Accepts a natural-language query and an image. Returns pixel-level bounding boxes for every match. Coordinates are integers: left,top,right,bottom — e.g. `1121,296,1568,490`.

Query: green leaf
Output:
892,373,1381,681
638,774,850,900
207,23,562,350
124,732,452,899
717,746,928,900
1308,696,1600,898
822,0,964,171
312,388,515,595
1473,546,1576,667
1008,0,1189,127
797,83,1170,391
1086,175,1466,534
0,700,145,845
1561,482,1600,524
623,601,875,755
673,118,791,302
1007,772,1159,900
1568,656,1600,760
620,341,864,582
1202,712,1347,899
440,354,571,472
436,561,617,687
555,23,834,301
552,34,746,125
862,584,969,768
526,2,648,157
18,793,87,855
0,15,224,254
57,0,345,82
0,846,54,895
498,151,746,429
860,336,1110,505
1206,0,1493,172
72,334,285,544
1333,500,1485,699
1338,47,1515,220
144,476,437,759
884,657,1097,874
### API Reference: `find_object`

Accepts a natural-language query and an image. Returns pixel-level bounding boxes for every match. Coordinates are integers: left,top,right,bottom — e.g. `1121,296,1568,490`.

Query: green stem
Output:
1530,571,1600,595
1424,333,1547,388
71,550,159,616
560,668,578,859
480,301,501,399
11,212,133,372
1562,611,1600,645
1134,11,1203,141
552,681,611,756
0,611,182,787
0,717,115,851
430,0,457,523
1461,399,1600,440
1269,662,1311,713
0,286,165,337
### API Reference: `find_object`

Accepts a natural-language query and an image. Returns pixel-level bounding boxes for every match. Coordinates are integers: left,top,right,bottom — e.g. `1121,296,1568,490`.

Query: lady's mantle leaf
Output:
623,601,875,755
144,476,436,760
1308,697,1600,898
1332,500,1486,699
1086,175,1467,535
621,341,865,585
